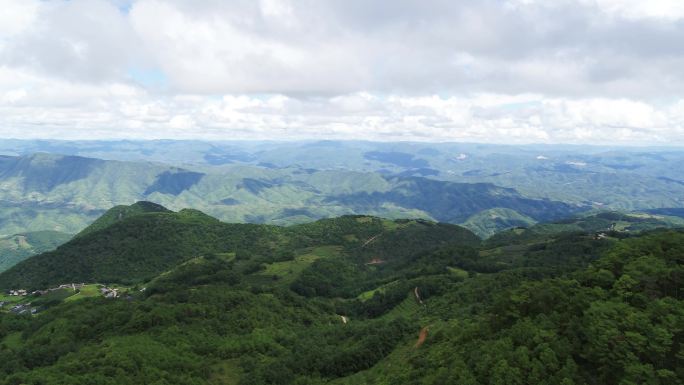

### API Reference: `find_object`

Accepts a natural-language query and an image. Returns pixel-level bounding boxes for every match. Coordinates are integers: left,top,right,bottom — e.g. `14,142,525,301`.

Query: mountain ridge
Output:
0,153,584,237
0,203,680,384
0,202,480,290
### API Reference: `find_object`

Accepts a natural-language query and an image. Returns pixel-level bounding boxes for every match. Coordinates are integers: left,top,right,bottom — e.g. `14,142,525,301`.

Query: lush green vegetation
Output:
5,140,684,224
0,208,480,291
4,143,684,242
0,203,681,384
0,231,71,273
0,151,584,238
0,204,289,290
74,201,170,238
351,230,684,385
462,208,537,238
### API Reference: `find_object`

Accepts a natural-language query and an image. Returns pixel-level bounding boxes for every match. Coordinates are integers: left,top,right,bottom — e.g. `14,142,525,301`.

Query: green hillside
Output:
0,203,681,384
0,204,284,290
0,231,71,273
487,211,684,247
462,207,537,238
75,201,170,238
0,204,479,291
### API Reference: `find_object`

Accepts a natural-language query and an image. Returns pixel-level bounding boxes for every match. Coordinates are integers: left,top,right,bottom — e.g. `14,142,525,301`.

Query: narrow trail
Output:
361,233,382,248
415,327,428,348
414,287,423,305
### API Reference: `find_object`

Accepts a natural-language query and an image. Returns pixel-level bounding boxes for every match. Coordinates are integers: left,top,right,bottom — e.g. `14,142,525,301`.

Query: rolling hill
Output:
0,153,582,240
0,203,680,384
0,202,480,290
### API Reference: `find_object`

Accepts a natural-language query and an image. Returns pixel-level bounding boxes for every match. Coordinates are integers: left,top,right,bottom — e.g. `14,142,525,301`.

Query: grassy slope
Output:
0,231,72,273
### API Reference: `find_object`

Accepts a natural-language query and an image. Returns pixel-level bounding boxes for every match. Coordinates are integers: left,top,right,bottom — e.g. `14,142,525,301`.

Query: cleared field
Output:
209,359,241,385
30,288,75,307
0,294,24,305
381,219,399,231
2,332,22,349
214,252,236,262
357,280,400,301
63,284,101,302
259,245,342,284
447,266,469,279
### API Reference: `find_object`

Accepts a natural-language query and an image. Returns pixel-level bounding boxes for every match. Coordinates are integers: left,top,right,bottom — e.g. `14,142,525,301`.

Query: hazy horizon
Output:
1,137,684,151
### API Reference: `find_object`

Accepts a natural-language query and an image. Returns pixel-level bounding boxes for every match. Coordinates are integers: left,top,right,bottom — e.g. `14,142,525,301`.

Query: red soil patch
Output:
414,327,428,348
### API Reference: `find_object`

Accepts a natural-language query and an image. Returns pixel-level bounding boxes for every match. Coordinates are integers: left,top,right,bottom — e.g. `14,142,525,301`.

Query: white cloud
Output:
1,65,683,144
511,0,684,20
0,0,684,144
0,0,39,38
591,0,684,20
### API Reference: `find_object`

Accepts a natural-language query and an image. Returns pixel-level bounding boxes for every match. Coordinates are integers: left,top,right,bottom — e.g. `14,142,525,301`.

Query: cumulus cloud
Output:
0,0,683,144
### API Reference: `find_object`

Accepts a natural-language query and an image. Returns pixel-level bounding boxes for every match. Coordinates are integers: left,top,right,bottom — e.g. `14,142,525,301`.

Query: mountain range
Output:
0,152,583,239
3,139,684,209
1,139,684,273
0,202,681,384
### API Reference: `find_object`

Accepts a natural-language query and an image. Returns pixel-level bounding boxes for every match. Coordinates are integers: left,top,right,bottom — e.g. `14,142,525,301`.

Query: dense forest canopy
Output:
0,203,681,384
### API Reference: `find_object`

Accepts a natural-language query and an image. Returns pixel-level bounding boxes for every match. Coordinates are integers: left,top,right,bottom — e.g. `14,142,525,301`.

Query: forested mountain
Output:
0,202,479,290
3,139,684,211
0,153,582,241
486,211,684,247
2,140,684,244
0,204,681,384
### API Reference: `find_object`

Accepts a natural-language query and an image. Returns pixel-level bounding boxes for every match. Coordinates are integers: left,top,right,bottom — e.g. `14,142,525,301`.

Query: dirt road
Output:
414,287,423,305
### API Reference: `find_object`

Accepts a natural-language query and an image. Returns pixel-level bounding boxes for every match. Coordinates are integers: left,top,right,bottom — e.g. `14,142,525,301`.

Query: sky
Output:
1,0,684,145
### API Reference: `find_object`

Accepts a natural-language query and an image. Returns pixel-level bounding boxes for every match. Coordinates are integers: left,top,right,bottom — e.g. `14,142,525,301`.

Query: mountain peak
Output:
130,201,170,212
75,201,171,238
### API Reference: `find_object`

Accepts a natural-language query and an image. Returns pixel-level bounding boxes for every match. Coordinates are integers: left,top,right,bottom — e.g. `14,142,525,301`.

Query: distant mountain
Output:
0,153,583,238
324,176,577,225
486,211,684,247
643,207,684,218
2,139,684,211
0,153,170,235
462,208,537,238
2,142,683,240
0,230,71,273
